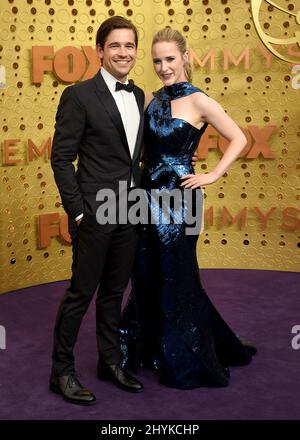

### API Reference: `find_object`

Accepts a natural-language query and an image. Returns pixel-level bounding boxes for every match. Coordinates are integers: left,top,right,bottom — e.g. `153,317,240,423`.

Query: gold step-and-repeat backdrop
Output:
0,0,299,294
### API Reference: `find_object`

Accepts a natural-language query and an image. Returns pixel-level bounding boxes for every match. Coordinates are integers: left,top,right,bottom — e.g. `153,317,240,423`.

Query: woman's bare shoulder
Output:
193,91,222,112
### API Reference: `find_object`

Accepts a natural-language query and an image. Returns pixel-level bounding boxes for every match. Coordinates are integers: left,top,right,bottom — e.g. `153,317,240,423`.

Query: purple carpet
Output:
0,269,299,420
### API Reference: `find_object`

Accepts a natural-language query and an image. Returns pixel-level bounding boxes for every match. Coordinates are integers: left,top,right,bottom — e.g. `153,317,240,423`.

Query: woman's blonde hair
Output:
152,27,192,83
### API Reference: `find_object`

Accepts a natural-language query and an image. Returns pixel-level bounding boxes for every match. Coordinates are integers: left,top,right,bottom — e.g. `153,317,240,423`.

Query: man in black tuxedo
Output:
50,16,144,405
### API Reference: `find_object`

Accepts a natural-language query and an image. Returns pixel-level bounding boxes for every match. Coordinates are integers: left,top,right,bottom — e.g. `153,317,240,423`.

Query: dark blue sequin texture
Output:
121,82,252,389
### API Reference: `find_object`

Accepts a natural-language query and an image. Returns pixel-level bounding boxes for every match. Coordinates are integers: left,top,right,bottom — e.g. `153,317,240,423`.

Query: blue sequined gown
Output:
121,82,252,389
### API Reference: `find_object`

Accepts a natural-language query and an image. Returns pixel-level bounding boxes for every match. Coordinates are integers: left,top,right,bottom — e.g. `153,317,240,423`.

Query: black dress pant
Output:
52,216,139,376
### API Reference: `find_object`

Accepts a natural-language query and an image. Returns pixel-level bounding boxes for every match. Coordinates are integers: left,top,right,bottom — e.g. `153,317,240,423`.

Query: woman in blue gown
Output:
121,28,256,389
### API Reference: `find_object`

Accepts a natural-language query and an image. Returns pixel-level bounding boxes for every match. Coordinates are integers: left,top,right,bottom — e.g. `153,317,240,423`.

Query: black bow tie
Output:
115,80,134,92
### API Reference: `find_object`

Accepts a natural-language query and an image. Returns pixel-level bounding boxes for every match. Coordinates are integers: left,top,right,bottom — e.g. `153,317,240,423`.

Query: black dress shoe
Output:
49,371,96,405
239,338,257,356
98,364,144,393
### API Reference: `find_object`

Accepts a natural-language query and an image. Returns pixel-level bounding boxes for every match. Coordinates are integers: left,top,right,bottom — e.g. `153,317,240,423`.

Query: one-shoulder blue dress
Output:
120,82,253,389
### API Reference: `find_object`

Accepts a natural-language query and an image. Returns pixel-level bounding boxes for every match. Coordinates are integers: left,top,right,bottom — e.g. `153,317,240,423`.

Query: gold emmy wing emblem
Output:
251,0,300,63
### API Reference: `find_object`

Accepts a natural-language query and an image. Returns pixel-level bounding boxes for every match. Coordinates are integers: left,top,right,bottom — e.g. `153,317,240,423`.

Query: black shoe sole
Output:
97,373,144,393
49,383,97,406
246,346,257,356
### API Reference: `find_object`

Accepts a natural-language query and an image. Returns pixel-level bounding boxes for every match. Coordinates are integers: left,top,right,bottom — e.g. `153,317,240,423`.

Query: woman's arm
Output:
181,94,246,189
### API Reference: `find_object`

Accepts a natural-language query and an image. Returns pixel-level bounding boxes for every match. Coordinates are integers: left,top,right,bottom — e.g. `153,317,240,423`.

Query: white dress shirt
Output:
101,67,140,160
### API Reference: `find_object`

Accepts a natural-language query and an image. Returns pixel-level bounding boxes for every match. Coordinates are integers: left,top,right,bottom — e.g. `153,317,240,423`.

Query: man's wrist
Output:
75,213,84,222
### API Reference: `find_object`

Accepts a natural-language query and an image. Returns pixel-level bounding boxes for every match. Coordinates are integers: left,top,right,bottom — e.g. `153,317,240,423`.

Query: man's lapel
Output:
132,87,144,161
94,71,131,156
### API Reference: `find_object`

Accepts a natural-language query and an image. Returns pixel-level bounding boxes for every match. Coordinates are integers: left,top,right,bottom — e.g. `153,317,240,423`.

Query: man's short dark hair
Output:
96,16,138,48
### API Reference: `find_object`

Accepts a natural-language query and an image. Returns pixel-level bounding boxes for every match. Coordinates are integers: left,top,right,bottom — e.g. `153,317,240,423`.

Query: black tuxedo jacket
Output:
51,71,145,221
